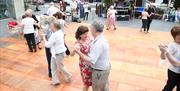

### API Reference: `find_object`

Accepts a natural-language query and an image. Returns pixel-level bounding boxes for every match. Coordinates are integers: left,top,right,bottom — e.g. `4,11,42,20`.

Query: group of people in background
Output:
162,7,180,23
17,0,180,91
141,5,180,34
70,0,91,22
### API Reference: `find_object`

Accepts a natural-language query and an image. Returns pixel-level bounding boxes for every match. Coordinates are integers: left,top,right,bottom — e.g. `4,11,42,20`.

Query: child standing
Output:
159,26,180,91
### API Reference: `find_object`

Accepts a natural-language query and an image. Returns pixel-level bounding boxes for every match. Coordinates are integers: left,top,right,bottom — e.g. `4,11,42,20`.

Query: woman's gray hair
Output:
25,9,32,17
91,21,104,32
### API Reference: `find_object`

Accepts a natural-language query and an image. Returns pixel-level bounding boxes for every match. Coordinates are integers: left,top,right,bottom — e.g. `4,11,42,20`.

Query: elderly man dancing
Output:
74,21,111,91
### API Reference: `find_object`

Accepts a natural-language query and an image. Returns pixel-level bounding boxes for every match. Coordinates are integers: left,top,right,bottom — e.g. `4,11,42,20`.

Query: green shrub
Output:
174,0,180,9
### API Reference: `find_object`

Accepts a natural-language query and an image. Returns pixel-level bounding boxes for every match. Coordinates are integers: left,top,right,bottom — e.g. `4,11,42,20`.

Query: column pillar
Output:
6,0,25,19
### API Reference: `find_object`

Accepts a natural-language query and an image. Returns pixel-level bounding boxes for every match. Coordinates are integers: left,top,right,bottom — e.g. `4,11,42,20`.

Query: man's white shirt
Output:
70,1,77,10
21,17,35,34
88,34,110,70
47,6,60,16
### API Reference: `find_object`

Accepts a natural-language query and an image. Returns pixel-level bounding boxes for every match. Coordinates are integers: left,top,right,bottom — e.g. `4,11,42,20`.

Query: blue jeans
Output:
168,15,175,22
177,16,180,22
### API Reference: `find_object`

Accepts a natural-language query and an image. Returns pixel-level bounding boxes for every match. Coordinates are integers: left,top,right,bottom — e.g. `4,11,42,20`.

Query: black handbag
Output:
65,44,70,55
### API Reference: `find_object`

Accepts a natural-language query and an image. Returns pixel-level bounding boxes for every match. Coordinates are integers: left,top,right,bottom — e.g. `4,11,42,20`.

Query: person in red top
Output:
71,26,92,91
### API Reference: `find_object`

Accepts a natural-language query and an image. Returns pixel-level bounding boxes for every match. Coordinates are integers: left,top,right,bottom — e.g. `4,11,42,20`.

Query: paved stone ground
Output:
0,22,177,91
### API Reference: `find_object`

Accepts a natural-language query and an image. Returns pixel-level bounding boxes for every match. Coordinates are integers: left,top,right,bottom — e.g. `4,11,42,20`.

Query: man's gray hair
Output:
91,21,104,32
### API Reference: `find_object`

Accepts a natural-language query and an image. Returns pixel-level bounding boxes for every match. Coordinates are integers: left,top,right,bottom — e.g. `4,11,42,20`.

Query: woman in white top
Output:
53,12,70,55
176,8,180,23
83,2,90,20
20,10,37,52
159,26,180,91
140,9,151,33
47,2,60,16
43,20,72,85
70,0,78,21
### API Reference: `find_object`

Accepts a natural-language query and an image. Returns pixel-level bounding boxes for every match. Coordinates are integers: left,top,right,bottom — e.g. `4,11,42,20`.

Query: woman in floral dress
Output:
71,25,92,91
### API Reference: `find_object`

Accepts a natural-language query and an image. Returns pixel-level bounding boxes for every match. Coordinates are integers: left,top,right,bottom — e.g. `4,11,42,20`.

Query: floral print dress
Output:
76,38,92,86
107,9,117,27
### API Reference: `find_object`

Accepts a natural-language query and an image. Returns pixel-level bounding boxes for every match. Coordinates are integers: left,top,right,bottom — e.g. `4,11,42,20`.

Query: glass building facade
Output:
0,0,25,20
0,0,9,19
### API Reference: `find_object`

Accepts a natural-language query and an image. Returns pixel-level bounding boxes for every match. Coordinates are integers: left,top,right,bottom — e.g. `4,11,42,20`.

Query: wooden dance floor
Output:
0,23,174,91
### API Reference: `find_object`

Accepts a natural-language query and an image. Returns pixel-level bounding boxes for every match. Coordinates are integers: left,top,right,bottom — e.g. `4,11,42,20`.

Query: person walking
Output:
35,0,41,11
147,4,155,32
59,1,65,12
27,9,42,49
74,21,111,91
83,2,90,20
107,6,117,31
43,20,72,85
20,10,37,52
175,8,180,23
70,0,78,21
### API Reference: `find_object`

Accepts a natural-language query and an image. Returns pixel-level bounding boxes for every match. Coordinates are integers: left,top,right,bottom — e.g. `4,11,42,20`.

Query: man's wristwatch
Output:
165,52,169,56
